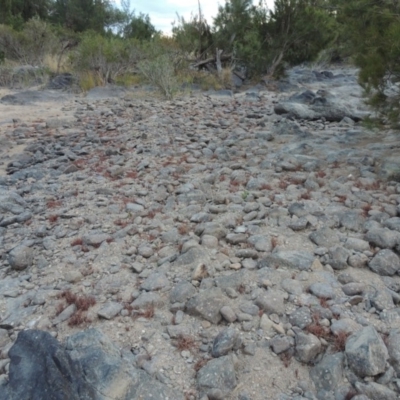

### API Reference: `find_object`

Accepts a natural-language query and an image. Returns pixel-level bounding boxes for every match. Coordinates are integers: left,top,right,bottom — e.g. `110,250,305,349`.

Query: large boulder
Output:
1,329,184,400
274,90,364,122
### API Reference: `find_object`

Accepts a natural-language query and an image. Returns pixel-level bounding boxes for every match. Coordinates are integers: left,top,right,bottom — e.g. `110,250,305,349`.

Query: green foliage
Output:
0,0,51,28
123,12,157,41
0,18,57,66
137,40,185,99
213,0,269,74
172,12,213,59
50,0,126,33
71,32,142,86
334,0,400,125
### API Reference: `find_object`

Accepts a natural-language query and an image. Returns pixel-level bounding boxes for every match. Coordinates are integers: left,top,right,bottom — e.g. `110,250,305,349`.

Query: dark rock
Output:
211,328,238,357
65,329,184,400
2,329,95,400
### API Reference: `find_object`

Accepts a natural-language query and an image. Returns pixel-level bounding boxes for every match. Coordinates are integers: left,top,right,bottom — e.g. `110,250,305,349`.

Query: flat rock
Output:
185,288,230,324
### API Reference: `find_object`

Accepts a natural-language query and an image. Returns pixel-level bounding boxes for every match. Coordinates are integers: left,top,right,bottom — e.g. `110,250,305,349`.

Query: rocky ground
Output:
0,66,400,400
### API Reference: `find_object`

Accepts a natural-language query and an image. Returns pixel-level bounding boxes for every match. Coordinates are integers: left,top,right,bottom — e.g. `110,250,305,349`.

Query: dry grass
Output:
279,350,293,368
48,214,58,223
260,183,272,190
278,180,289,190
56,290,96,327
361,203,372,217
300,191,311,200
344,388,358,400
193,358,208,372
47,200,62,208
333,331,350,352
125,171,138,179
178,224,190,235
132,305,155,319
71,238,83,247
60,290,96,311
173,335,197,351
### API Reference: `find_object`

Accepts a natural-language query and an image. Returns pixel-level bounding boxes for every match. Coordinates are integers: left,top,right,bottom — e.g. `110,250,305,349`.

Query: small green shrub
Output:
138,53,180,99
71,32,142,86
0,19,57,66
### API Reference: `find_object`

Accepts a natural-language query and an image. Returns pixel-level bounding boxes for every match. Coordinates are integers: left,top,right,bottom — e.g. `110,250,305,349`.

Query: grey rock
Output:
140,272,169,291
196,355,237,398
186,288,230,324
289,307,313,329
270,335,292,354
211,328,238,357
65,328,184,400
220,306,237,322
309,227,340,247
330,319,362,336
295,331,322,363
131,292,162,308
348,253,369,268
310,353,344,392
255,289,286,315
82,232,112,247
258,251,315,271
170,282,196,304
328,245,351,270
341,283,364,296
281,278,304,295
338,211,365,232
371,289,395,311
52,304,77,325
384,217,400,232
365,228,400,249
379,157,400,182
355,382,397,400
97,302,123,320
309,283,335,299
387,329,400,375
345,325,388,377
369,249,400,276
344,237,370,252
8,245,34,271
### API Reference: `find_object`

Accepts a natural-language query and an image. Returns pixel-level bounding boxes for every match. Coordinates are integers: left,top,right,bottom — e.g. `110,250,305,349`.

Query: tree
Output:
213,0,269,74
265,0,336,76
51,0,125,33
0,0,52,29
332,0,400,125
123,12,157,41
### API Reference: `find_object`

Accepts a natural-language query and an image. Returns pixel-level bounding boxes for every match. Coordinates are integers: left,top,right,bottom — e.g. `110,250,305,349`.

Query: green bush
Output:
71,32,142,86
138,53,180,99
0,18,57,66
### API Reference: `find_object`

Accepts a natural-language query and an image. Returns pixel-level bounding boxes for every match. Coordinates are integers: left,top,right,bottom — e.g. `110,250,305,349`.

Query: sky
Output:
113,0,275,35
